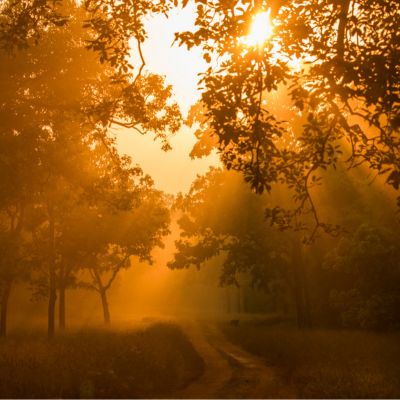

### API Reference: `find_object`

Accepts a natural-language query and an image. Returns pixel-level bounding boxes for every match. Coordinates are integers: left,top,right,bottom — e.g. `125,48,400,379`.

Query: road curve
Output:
173,321,295,399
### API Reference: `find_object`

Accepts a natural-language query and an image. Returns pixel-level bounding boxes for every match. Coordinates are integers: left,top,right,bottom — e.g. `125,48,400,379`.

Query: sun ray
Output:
242,9,273,47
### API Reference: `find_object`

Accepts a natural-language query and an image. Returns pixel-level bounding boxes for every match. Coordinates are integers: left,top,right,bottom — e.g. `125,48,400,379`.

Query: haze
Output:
0,0,399,399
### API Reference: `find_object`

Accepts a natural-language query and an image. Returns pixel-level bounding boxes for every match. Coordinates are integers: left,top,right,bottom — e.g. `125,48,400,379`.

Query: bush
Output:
324,224,400,329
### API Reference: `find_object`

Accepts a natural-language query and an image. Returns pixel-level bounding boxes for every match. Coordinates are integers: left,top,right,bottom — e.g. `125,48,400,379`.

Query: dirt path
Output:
173,321,295,399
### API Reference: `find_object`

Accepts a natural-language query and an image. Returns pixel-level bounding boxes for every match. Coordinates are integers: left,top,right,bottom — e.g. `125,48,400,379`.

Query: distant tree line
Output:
169,167,400,330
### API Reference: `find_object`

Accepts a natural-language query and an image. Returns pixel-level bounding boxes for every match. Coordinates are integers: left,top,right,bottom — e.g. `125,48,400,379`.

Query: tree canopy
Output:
1,1,398,237
0,1,177,336
0,0,399,335
176,0,400,238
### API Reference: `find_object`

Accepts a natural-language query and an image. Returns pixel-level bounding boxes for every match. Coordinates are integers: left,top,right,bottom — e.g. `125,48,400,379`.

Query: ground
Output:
1,317,399,398
173,320,294,398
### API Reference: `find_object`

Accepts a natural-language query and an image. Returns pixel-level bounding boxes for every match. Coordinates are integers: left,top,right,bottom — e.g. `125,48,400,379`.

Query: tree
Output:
175,0,400,239
324,223,400,329
77,176,170,325
0,1,181,337
0,76,45,336
0,0,68,52
3,1,397,239
1,0,399,333
168,167,313,324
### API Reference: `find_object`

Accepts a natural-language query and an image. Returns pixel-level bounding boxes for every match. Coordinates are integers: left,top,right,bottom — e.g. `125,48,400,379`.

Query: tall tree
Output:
76,170,170,325
175,0,400,239
0,1,180,337
168,168,311,322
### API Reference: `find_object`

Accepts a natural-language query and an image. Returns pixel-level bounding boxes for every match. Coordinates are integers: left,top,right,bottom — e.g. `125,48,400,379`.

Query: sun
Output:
243,9,274,47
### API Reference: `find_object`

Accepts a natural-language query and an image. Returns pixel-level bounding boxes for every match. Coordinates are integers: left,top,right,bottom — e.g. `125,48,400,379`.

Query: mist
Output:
0,0,399,398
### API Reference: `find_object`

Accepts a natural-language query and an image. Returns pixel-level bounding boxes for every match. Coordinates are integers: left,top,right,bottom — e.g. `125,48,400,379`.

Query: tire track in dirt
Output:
174,321,295,399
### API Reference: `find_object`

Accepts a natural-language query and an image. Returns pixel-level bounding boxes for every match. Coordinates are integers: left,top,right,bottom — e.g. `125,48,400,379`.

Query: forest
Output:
0,0,399,398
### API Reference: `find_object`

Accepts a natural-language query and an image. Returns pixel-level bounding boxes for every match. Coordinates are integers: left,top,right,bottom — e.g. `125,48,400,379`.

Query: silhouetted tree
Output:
0,2,180,337
168,168,313,323
78,175,170,325
176,0,400,239
324,223,400,329
2,1,398,240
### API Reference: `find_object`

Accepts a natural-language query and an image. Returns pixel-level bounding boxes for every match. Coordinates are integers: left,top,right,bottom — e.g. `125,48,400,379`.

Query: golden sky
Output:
115,4,219,195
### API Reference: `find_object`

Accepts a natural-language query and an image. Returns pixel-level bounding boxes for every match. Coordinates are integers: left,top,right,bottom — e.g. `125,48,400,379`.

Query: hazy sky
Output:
115,4,219,195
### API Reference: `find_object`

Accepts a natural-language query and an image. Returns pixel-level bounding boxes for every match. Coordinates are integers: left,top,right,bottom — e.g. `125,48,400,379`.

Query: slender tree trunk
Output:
0,280,12,337
93,269,111,325
236,286,241,314
291,237,312,329
59,283,66,330
240,286,245,314
48,205,57,338
226,287,231,314
292,238,305,328
292,263,305,328
298,254,312,328
1,204,25,338
100,289,110,325
58,260,67,330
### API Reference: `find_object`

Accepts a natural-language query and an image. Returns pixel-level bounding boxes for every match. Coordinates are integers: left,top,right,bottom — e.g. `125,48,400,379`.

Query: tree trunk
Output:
291,237,312,329
48,205,57,338
240,285,247,314
58,260,67,330
237,285,246,314
226,287,231,314
59,283,66,330
0,280,12,337
100,289,110,325
93,269,111,325
298,253,312,328
292,260,305,328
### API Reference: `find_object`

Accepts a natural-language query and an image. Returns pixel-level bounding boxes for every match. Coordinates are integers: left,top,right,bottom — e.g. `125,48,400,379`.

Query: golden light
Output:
239,11,304,74
242,9,273,47
287,56,302,72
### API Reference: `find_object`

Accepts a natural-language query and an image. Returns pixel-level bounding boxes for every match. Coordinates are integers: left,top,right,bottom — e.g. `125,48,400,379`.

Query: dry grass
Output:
222,320,400,398
0,322,204,398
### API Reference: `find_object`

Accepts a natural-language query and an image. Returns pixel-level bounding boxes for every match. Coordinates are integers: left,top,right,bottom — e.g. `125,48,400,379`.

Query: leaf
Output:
387,170,400,190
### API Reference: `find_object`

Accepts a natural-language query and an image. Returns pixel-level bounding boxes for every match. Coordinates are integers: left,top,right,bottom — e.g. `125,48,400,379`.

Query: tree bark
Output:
291,237,312,328
93,269,111,325
100,289,110,325
226,287,231,314
0,280,12,337
48,205,57,338
299,249,312,328
59,283,66,330
0,203,25,338
292,260,305,328
237,285,246,314
336,0,351,59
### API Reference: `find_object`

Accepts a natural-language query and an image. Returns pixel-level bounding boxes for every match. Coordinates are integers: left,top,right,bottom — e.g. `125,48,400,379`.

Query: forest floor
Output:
2,317,399,399
220,319,400,398
0,321,204,398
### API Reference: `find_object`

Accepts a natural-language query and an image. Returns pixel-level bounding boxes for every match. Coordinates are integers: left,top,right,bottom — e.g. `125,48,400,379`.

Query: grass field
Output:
0,322,204,398
222,320,400,398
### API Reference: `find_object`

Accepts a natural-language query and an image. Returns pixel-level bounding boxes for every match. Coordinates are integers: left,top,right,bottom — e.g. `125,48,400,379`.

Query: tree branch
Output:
133,39,146,85
103,255,130,292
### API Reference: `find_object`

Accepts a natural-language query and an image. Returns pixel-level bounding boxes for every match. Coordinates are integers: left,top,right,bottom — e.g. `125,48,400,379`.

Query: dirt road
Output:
173,321,295,399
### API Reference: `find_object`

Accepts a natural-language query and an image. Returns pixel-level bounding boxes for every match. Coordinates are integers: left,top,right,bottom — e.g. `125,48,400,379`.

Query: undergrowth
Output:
0,322,204,398
222,321,400,398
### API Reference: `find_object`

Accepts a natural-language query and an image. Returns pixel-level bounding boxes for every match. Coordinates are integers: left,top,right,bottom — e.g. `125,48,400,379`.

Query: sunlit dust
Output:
243,9,273,47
